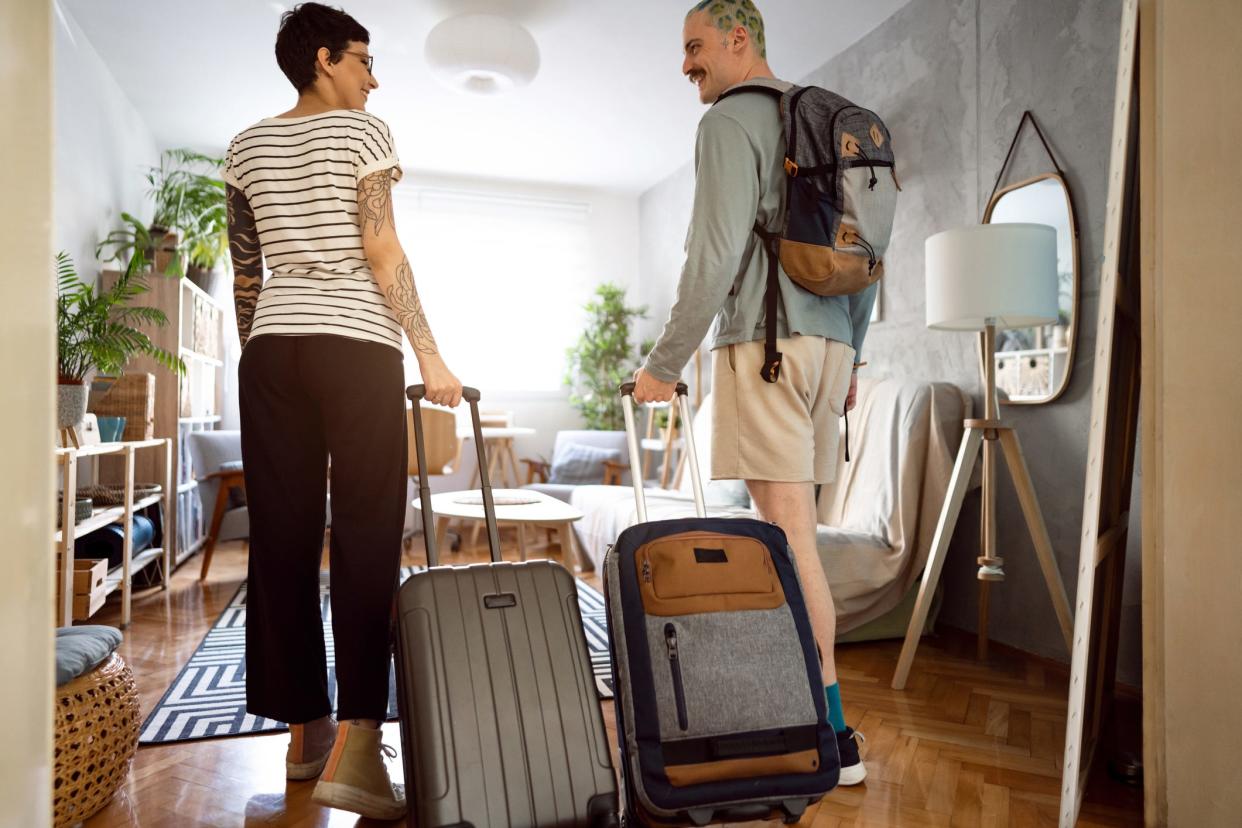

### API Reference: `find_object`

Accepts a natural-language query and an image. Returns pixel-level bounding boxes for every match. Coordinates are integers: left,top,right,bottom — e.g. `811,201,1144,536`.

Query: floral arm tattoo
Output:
358,169,391,237
226,184,263,346
358,169,439,356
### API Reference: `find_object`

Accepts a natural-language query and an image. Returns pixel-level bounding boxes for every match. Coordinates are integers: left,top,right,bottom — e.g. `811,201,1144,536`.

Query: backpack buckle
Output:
761,357,782,383
783,157,799,177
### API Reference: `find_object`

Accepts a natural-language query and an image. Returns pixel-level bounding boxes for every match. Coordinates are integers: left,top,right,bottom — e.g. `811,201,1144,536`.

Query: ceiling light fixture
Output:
424,13,540,95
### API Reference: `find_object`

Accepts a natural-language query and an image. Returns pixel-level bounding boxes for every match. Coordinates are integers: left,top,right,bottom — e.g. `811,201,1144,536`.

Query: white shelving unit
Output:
101,271,226,572
995,346,1070,402
55,438,172,628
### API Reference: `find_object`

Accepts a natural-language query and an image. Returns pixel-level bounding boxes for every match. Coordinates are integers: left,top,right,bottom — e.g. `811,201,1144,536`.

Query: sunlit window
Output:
393,187,592,394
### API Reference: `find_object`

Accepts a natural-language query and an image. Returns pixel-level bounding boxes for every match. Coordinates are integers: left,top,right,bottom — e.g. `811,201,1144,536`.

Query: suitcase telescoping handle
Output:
406,384,502,567
619,381,707,523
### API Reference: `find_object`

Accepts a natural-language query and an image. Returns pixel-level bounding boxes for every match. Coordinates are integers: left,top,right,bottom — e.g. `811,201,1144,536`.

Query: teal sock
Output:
824,683,847,734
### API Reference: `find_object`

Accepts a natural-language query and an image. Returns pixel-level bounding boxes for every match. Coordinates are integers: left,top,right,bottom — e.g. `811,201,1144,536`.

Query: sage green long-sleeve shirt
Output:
643,78,878,383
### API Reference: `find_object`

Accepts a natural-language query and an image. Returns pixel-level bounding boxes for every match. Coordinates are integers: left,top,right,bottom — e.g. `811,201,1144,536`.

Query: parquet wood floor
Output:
82,537,1142,827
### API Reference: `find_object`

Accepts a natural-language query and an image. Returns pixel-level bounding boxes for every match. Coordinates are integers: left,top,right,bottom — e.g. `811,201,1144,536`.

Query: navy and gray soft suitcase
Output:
395,384,619,827
605,383,839,826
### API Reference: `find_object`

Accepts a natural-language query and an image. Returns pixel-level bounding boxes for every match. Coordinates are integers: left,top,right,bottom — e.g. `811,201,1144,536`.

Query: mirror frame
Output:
982,171,1082,405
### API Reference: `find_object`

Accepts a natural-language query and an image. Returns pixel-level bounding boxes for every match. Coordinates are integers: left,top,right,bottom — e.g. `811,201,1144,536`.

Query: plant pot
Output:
57,382,89,429
149,226,179,275
186,264,221,296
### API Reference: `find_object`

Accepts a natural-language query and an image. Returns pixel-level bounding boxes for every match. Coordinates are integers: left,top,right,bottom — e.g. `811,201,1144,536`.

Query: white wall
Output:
636,165,695,354
0,0,55,824
53,0,158,282
396,172,641,465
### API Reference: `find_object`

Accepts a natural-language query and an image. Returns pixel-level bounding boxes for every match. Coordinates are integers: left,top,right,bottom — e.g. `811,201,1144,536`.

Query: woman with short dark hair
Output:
222,3,460,819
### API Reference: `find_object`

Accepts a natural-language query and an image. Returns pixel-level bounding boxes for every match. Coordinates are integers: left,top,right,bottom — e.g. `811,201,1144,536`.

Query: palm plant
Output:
56,251,184,385
564,283,647,431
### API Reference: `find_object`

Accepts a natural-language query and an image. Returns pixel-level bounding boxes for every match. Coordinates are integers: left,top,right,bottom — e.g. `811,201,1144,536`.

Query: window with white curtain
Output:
392,187,592,393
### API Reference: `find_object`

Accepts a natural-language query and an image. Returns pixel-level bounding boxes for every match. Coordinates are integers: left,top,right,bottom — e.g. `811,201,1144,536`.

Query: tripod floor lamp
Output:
892,223,1075,690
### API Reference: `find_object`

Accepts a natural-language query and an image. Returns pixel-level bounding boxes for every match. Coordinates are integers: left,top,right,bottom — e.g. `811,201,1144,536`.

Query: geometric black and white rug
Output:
139,567,613,745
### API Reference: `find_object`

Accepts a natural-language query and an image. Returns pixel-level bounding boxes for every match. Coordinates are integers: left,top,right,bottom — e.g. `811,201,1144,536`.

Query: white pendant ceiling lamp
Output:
425,13,540,94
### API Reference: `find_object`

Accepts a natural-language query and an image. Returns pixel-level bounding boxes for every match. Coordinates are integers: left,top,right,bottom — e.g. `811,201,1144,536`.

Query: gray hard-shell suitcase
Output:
395,384,619,828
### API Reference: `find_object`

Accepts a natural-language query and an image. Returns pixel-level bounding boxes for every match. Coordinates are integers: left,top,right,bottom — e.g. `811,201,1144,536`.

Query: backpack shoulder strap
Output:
714,82,791,105
712,82,797,386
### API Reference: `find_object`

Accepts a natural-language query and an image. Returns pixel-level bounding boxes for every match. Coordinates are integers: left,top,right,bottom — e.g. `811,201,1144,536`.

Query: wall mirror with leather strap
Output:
983,112,1081,404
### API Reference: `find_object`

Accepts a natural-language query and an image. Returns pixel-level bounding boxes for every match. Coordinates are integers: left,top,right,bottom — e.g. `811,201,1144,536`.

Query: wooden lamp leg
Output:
976,323,1005,660
893,426,984,689
998,428,1075,648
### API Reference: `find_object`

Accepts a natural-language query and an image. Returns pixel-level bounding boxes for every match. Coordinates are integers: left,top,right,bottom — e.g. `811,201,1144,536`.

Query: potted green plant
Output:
96,212,166,277
564,283,647,431
95,150,228,288
148,149,227,292
55,251,184,433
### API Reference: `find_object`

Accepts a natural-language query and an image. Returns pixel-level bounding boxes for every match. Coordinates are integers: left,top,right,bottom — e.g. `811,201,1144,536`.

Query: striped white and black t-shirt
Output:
222,109,403,351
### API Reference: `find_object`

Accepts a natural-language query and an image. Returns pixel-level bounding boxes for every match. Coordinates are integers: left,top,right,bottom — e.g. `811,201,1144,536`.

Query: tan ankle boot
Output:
286,720,335,780
311,722,406,820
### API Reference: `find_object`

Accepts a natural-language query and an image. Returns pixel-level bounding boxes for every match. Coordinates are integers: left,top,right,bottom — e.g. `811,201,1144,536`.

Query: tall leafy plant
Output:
94,149,227,277
56,251,184,384
149,148,228,271
564,283,647,430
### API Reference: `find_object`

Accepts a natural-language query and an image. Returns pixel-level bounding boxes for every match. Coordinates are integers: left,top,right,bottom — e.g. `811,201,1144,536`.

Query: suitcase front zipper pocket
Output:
664,623,688,731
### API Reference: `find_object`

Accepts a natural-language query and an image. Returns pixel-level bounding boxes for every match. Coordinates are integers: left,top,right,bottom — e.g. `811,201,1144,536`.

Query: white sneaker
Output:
836,727,867,786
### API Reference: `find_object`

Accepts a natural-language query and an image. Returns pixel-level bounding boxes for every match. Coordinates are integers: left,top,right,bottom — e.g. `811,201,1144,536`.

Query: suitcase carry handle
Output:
618,381,706,523
406,384,502,567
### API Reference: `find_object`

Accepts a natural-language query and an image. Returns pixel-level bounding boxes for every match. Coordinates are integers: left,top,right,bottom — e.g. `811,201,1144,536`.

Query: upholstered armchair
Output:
521,430,632,503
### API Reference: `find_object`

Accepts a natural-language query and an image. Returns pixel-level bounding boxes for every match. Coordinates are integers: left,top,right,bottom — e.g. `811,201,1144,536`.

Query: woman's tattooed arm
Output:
358,169,439,356
226,184,262,346
386,256,438,355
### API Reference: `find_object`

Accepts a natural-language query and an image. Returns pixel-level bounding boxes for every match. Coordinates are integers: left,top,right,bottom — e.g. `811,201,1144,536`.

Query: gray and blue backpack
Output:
718,83,900,383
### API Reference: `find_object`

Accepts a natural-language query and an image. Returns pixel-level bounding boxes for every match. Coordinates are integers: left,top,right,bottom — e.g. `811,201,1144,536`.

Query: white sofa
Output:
570,377,969,637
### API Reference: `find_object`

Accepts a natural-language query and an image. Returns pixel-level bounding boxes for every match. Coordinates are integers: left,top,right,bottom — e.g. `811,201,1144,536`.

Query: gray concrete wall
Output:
637,0,1140,684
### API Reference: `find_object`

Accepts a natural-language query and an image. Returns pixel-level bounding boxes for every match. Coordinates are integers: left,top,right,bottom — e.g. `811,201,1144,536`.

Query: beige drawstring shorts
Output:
710,336,855,484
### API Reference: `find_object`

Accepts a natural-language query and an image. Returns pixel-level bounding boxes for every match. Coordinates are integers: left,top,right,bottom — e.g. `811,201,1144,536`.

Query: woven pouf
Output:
53,653,140,827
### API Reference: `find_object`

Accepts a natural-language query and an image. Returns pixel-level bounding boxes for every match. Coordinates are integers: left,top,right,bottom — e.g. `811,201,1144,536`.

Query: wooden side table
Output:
458,426,536,548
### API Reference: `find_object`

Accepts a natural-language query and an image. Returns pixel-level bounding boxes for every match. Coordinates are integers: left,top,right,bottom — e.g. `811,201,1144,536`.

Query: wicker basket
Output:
76,483,162,508
53,653,140,827
88,373,156,441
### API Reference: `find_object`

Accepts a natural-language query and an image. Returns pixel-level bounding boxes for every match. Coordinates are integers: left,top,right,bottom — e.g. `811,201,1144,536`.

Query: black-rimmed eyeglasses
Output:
343,50,374,74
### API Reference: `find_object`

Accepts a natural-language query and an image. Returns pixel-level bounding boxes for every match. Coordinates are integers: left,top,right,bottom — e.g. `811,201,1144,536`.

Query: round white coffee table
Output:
414,488,588,572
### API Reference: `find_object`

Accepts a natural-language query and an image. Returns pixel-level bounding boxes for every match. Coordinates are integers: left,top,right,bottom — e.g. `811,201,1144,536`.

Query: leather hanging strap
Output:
986,110,1066,211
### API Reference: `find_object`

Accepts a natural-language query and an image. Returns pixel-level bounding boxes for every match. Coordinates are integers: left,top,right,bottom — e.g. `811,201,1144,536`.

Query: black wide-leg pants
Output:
239,334,407,724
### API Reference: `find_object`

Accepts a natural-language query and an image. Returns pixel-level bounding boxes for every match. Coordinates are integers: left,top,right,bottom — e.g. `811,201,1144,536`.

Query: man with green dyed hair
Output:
687,0,767,58
633,0,877,787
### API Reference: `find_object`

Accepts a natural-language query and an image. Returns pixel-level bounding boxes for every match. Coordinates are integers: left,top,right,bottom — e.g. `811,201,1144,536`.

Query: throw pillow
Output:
548,442,622,485
55,625,122,687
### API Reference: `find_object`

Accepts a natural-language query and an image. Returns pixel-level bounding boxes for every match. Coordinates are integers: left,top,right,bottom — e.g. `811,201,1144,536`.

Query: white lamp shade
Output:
424,13,540,94
925,223,1059,331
